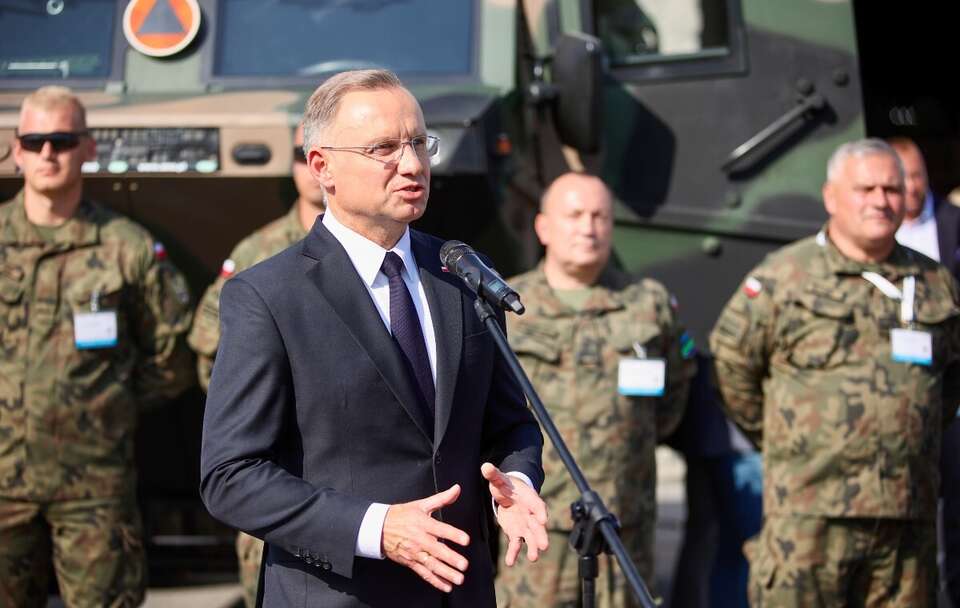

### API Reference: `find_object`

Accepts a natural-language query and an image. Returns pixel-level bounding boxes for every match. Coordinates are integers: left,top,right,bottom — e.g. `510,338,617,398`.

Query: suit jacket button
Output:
320,560,332,571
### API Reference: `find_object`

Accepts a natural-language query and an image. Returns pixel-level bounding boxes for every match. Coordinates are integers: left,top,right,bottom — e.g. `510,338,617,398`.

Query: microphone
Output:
440,240,525,315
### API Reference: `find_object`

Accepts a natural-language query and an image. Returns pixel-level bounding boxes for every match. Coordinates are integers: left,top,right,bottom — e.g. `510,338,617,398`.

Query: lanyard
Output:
861,272,915,324
816,230,916,325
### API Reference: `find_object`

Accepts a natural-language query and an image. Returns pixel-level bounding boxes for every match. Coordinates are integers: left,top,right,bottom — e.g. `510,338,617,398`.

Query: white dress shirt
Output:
322,210,532,560
896,192,940,261
322,210,437,559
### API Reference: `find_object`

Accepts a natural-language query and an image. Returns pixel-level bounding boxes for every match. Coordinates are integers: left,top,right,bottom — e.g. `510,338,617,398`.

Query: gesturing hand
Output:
381,484,471,593
481,462,549,566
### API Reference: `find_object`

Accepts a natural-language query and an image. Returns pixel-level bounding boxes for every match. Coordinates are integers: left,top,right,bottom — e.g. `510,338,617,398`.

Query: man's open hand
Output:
382,484,470,593
481,462,549,566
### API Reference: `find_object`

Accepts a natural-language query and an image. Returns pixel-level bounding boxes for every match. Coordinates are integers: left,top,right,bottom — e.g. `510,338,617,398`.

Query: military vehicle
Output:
1,0,956,584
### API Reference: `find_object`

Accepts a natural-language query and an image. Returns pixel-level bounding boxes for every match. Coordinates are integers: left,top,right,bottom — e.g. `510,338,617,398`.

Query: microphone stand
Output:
473,298,657,608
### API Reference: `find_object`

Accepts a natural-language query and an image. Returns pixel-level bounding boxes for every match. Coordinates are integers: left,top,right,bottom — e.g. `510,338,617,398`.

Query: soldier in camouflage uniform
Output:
187,122,325,608
0,87,193,607
496,173,695,607
710,139,960,607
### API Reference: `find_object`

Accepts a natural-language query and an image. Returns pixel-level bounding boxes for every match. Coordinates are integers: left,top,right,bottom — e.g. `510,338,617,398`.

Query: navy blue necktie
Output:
381,252,436,426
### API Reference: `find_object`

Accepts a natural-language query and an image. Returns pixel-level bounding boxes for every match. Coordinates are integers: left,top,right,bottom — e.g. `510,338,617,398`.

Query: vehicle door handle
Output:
721,93,827,174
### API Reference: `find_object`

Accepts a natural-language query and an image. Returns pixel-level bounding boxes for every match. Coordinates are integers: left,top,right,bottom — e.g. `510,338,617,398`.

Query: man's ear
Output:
822,181,835,216
308,149,334,189
533,212,550,247
12,138,23,173
82,135,97,162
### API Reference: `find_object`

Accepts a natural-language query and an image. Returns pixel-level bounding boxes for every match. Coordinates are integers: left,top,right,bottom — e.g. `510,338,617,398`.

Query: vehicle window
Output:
594,0,729,66
0,0,117,80
213,0,474,78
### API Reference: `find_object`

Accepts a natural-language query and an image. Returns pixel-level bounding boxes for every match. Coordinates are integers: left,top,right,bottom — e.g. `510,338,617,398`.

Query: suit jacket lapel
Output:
411,231,462,446
302,222,434,443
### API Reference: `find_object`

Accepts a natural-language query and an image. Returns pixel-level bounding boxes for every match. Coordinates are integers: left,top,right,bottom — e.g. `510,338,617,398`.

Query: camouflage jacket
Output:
188,204,307,390
0,193,193,501
507,263,695,530
710,231,960,520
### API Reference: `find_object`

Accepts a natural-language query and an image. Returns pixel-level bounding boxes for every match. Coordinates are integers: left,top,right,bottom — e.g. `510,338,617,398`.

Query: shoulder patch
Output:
153,242,167,261
220,259,236,278
742,276,763,298
680,331,696,359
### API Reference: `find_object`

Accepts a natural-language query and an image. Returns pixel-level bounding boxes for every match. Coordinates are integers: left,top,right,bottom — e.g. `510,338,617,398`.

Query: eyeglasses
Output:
319,135,439,164
16,131,89,153
293,146,306,164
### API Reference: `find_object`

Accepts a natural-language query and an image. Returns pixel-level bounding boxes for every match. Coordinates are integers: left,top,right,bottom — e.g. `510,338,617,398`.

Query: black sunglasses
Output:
293,146,306,163
17,131,89,153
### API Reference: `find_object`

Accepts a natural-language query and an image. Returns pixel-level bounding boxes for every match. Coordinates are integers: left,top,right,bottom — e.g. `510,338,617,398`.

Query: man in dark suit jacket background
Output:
200,69,548,607
890,137,960,607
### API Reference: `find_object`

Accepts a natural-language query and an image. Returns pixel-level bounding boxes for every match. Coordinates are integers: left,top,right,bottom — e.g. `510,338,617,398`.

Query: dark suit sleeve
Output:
199,276,370,578
480,310,545,491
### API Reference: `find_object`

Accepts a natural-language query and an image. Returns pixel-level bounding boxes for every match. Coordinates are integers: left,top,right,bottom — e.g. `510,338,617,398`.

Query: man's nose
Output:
40,140,57,159
397,141,424,175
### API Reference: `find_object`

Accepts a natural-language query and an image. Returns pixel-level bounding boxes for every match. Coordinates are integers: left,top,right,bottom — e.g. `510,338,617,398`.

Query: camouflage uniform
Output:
187,203,306,608
710,230,960,607
496,263,695,608
0,193,193,608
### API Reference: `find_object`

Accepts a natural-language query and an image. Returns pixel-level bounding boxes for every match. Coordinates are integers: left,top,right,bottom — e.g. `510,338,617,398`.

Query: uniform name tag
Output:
74,311,118,349
891,328,932,366
618,358,666,396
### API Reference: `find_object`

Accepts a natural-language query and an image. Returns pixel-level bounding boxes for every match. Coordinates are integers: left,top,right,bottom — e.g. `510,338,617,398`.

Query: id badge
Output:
74,311,118,349
618,358,666,396
891,328,932,366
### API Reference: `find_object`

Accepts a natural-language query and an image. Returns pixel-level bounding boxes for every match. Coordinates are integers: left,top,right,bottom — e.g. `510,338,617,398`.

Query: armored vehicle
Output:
1,0,955,582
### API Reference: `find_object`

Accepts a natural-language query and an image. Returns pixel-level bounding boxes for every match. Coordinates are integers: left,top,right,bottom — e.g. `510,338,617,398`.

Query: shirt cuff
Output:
355,502,389,559
505,471,534,490
492,471,535,512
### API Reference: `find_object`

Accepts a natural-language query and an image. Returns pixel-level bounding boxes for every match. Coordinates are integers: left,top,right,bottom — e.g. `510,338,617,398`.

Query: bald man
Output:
495,173,696,607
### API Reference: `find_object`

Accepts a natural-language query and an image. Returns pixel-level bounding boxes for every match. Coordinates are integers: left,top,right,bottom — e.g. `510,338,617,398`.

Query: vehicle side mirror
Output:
552,33,604,154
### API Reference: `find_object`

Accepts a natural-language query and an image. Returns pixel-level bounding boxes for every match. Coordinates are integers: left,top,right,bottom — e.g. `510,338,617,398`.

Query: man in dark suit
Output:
200,69,548,607
890,137,960,607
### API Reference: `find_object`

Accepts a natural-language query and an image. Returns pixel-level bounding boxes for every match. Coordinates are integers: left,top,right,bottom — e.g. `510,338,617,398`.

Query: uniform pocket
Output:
913,296,960,373
780,291,855,369
509,325,561,364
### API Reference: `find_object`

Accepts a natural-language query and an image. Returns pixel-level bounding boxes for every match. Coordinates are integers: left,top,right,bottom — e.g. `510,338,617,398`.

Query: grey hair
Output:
302,69,404,153
826,138,904,184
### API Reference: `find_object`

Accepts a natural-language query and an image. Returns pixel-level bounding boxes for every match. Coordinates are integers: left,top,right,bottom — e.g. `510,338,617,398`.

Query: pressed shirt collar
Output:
321,209,419,287
901,191,935,226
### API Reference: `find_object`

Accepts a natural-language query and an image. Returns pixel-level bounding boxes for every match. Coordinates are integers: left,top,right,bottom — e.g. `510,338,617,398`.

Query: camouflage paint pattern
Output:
0,192,192,605
496,263,695,607
188,203,307,605
745,515,937,607
188,204,306,391
711,231,960,520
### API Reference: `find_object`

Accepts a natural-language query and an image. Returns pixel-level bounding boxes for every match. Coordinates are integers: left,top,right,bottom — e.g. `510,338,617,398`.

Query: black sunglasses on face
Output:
17,131,89,153
293,146,306,163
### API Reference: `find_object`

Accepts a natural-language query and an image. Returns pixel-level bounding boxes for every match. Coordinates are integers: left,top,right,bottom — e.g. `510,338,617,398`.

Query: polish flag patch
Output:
742,276,763,298
153,242,167,261
220,259,236,278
